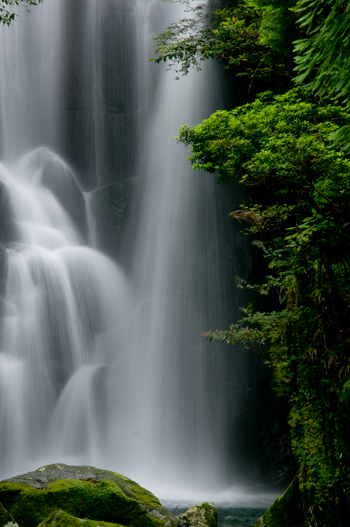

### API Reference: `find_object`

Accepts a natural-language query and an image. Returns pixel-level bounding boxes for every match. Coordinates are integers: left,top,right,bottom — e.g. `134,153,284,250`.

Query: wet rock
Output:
0,464,178,527
87,181,130,255
61,0,138,189
40,152,86,237
0,242,7,298
178,503,217,527
0,181,17,245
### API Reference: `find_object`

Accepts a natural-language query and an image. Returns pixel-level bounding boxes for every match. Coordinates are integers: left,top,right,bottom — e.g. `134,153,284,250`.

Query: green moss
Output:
37,509,124,527
0,483,52,527
201,504,217,527
254,477,304,527
0,480,137,527
0,466,177,527
128,484,162,509
0,502,16,527
178,502,217,527
47,479,138,523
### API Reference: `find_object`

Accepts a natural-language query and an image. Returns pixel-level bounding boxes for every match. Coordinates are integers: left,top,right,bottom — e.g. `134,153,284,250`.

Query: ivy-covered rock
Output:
0,464,178,527
177,503,217,527
254,476,304,527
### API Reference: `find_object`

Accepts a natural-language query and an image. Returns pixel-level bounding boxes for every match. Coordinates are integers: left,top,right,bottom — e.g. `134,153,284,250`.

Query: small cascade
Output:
0,149,130,479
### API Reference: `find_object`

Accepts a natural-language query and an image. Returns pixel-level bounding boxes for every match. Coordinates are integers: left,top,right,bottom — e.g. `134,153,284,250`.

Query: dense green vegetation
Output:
152,0,300,100
0,0,41,25
154,1,350,525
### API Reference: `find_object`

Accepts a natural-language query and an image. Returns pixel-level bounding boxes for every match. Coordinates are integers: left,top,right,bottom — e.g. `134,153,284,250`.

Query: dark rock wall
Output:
61,0,138,191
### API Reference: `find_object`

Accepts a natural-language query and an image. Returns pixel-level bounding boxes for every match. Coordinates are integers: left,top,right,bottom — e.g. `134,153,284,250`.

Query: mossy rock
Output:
0,464,178,527
37,509,123,527
178,503,217,527
0,501,18,527
254,476,304,527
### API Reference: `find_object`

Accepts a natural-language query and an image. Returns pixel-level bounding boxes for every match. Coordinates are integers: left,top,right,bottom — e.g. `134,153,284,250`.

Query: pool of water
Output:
217,506,266,527
163,503,268,527
160,484,278,527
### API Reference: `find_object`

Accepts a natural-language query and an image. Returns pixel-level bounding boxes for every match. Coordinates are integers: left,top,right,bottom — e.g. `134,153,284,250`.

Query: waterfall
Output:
0,0,259,501
108,0,233,494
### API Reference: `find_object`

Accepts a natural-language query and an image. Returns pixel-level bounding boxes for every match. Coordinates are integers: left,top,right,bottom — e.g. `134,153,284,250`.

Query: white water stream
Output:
0,0,273,506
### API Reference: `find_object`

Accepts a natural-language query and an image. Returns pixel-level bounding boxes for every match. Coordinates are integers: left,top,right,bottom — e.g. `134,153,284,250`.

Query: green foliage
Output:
178,88,350,184
293,0,350,101
292,0,350,144
0,0,41,25
249,0,299,53
180,88,350,525
151,0,294,99
153,0,350,119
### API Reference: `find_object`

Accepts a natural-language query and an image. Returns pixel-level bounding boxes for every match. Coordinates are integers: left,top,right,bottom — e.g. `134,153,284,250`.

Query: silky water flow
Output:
0,0,275,507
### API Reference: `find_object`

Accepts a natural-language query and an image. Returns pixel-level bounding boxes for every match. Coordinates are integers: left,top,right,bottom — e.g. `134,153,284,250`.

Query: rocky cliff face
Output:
61,0,138,192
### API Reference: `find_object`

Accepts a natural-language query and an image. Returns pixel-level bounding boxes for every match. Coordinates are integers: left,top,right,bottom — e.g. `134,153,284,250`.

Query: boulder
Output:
177,503,217,527
0,464,177,527
254,476,304,527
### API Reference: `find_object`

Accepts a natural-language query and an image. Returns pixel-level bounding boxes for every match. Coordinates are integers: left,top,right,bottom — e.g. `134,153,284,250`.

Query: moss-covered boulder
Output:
177,503,217,527
254,477,304,527
37,509,123,527
0,501,18,527
0,464,178,527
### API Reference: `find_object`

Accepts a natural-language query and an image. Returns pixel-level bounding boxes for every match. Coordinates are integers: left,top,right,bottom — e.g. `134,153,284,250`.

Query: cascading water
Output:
0,0,130,478
0,0,274,505
109,1,234,495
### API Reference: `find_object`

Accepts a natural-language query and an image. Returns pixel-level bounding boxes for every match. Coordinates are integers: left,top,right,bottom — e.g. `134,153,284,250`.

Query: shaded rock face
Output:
0,185,10,317
59,0,139,256
0,182,16,246
87,180,133,256
61,0,138,191
40,154,87,238
0,464,177,527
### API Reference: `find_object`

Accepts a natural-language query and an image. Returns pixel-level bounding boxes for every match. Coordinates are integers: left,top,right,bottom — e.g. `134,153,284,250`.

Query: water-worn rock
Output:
0,464,177,527
178,503,217,527
254,476,304,527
